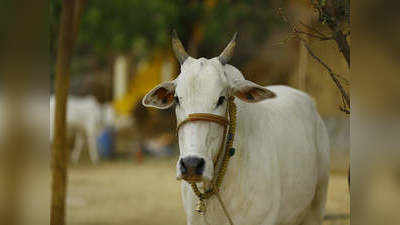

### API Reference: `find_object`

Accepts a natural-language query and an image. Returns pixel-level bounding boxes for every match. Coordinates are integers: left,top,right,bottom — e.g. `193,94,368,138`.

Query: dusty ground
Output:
66,158,349,225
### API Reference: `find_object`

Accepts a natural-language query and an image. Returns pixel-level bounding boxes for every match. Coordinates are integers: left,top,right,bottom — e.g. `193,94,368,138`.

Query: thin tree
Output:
51,0,86,224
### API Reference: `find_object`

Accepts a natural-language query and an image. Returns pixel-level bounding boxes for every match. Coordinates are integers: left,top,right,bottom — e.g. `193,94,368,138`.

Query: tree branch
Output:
330,28,350,67
298,20,330,39
311,0,351,67
277,7,350,114
294,30,333,41
301,39,350,114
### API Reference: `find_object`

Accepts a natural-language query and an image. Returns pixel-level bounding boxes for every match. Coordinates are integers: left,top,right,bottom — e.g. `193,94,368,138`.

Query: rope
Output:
189,96,236,200
177,113,228,131
216,192,235,225
179,96,237,225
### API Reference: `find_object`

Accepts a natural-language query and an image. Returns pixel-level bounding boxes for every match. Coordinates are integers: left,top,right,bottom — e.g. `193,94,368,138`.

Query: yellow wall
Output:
114,51,177,115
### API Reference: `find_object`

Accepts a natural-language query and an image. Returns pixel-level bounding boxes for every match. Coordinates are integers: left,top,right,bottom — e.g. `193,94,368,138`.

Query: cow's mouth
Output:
181,174,203,183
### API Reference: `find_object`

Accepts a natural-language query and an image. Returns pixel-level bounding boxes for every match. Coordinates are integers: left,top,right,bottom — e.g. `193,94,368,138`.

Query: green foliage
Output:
77,0,181,56
49,0,279,66
50,0,182,58
198,0,278,62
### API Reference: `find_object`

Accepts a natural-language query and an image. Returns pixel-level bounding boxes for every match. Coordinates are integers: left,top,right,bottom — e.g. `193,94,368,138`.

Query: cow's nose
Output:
180,156,205,176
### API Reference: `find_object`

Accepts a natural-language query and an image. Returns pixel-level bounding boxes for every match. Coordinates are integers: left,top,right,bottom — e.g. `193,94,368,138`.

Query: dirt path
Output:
67,158,349,225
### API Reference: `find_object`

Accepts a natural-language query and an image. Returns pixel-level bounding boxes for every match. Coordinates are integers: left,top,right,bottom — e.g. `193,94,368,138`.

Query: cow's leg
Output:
71,132,85,163
294,115,331,225
297,116,330,225
87,134,99,164
299,118,330,225
299,177,329,225
86,125,100,164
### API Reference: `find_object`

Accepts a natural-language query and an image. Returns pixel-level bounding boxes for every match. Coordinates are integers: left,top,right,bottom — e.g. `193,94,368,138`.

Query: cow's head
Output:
142,30,276,183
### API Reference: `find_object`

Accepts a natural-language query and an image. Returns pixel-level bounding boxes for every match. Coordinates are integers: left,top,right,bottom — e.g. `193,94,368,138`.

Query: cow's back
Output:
50,95,102,138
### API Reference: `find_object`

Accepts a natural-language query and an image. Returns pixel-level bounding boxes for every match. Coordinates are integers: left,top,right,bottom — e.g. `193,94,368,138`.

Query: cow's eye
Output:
174,96,180,105
216,96,225,107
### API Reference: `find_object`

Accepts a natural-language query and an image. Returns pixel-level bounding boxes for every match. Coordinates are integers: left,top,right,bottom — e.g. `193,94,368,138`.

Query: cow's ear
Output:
142,81,176,109
231,79,276,103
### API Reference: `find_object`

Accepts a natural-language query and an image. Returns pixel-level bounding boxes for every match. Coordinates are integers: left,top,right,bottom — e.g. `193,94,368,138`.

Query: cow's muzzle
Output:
179,156,205,183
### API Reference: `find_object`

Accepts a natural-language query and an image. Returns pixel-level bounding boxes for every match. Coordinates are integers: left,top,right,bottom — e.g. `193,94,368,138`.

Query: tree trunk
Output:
297,37,309,91
50,0,85,224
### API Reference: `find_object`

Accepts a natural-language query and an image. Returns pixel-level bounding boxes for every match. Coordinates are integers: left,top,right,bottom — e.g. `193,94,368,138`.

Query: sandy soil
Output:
66,158,349,225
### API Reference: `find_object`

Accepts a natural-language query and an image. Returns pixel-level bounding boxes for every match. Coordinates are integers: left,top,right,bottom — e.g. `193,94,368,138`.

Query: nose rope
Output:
176,96,237,225
176,113,229,131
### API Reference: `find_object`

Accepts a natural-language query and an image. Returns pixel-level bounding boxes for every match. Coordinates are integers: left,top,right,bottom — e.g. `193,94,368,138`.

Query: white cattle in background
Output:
142,31,330,225
50,95,132,163
50,95,102,163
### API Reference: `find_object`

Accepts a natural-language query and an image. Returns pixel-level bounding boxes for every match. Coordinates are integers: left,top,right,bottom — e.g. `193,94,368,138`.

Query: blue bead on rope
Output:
227,133,233,142
229,148,235,157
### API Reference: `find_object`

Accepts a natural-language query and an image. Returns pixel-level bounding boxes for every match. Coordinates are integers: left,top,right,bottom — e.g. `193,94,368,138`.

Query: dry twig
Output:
301,40,350,113
277,8,350,114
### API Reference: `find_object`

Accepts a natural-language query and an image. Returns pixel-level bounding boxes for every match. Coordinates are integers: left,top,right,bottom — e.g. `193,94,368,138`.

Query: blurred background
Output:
6,0,400,225
48,0,350,225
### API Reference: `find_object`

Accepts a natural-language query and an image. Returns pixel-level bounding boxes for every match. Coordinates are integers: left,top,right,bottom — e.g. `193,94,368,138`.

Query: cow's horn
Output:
218,32,238,65
172,29,189,65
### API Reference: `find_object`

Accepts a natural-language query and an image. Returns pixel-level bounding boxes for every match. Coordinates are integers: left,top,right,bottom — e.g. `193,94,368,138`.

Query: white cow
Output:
50,96,133,163
142,31,330,225
50,95,103,163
